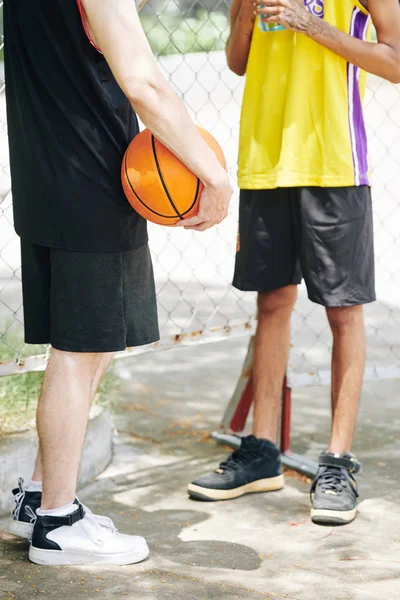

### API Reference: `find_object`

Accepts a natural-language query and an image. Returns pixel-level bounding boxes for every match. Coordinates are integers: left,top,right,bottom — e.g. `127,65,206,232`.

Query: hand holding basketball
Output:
176,172,232,231
122,126,232,230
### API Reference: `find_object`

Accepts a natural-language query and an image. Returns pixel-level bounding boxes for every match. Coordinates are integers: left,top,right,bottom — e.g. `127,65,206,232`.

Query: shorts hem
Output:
24,338,50,346
232,279,302,293
51,335,160,353
308,295,376,308
26,335,161,353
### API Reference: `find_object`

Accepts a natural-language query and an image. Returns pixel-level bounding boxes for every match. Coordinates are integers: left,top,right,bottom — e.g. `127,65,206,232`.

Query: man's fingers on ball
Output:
194,220,215,231
185,224,206,232
183,219,208,230
180,215,202,227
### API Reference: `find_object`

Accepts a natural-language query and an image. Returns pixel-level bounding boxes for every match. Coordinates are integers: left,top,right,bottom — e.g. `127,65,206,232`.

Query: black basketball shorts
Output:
20,241,160,352
233,186,376,307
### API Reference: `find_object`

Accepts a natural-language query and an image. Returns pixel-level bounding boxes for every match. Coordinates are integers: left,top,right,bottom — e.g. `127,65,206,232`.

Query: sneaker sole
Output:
187,474,285,501
29,543,150,566
311,507,357,525
8,520,33,540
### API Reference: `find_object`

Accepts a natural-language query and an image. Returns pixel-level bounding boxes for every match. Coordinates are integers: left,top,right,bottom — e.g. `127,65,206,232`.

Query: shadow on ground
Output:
1,337,400,600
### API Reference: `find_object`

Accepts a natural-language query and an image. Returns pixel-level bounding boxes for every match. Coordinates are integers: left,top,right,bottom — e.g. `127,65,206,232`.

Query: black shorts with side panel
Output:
233,186,375,308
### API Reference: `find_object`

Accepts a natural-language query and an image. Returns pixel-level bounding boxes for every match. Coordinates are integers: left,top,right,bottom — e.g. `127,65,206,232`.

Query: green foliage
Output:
0,326,47,432
140,10,229,56
0,328,119,434
0,4,377,60
0,370,44,434
0,7,228,61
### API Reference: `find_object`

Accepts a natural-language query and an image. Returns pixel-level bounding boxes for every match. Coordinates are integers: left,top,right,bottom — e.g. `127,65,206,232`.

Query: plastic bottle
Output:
258,12,285,32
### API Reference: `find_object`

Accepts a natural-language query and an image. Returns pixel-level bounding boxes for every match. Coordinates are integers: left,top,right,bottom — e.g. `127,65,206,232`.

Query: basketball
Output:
121,126,227,226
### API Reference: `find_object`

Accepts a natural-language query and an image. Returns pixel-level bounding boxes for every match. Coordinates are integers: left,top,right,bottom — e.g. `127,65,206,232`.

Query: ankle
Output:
26,480,43,493
327,446,352,455
41,494,76,511
252,431,277,445
37,501,77,517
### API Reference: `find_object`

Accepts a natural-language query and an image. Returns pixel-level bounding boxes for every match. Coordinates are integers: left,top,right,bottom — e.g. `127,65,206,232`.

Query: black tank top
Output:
4,0,147,252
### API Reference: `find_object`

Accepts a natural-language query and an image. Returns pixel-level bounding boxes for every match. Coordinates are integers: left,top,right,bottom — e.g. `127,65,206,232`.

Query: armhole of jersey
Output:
352,0,369,16
76,0,102,53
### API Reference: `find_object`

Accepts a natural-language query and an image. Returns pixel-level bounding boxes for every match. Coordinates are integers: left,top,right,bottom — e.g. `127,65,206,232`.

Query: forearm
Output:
131,70,225,186
226,7,255,76
307,16,400,84
82,0,225,187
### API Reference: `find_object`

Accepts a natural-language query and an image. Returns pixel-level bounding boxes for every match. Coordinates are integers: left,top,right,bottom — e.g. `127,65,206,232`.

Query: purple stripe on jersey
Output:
347,8,370,186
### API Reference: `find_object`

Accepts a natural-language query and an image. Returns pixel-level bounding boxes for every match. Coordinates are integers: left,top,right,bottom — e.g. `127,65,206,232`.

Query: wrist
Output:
304,13,324,38
202,166,228,189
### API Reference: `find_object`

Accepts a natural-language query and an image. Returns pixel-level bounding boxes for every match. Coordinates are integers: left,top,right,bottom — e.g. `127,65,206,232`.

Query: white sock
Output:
26,480,43,493
37,502,77,517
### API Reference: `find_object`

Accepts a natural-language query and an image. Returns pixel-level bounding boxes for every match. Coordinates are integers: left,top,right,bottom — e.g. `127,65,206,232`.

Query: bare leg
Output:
31,449,44,482
31,353,113,486
252,286,297,442
326,305,366,454
37,349,114,509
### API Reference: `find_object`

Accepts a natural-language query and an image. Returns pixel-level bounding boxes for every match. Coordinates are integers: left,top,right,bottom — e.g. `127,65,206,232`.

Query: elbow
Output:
385,68,400,85
386,50,400,84
389,67,400,85
230,64,247,77
125,74,162,109
227,59,246,77
225,50,246,77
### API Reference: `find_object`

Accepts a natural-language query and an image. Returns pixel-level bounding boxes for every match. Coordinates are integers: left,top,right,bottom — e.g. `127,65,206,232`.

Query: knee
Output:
326,305,363,333
50,349,114,373
257,286,298,318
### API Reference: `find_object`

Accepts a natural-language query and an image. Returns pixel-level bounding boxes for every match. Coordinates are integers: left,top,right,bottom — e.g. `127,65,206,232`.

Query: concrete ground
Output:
1,336,400,600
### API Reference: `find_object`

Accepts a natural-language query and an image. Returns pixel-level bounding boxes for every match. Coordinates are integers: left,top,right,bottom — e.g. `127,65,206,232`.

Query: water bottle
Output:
258,10,285,32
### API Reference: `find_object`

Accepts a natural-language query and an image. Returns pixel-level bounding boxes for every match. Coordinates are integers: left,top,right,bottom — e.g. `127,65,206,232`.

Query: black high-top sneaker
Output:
9,478,42,540
311,453,362,525
29,503,149,566
188,435,284,501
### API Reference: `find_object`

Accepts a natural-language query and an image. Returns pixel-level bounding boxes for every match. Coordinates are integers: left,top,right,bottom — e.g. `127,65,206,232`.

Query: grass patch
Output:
0,328,120,435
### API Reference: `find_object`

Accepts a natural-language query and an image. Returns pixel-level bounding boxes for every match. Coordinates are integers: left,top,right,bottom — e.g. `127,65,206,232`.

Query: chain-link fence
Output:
1,1,400,386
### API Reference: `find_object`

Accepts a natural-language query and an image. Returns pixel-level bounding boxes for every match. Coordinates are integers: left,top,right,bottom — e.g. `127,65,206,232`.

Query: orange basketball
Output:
121,126,227,226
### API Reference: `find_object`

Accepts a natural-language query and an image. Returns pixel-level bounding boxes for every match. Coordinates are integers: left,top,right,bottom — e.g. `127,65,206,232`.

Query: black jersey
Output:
4,0,147,251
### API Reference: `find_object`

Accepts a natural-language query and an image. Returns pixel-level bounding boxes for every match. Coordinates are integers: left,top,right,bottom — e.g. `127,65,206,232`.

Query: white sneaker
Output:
9,480,118,541
28,504,149,566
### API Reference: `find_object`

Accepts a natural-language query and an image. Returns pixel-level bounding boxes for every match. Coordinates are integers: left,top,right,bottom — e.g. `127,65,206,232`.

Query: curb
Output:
0,409,114,517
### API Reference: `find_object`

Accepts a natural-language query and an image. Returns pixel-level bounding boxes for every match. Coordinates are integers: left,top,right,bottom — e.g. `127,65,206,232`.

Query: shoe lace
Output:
315,467,356,495
75,495,118,533
218,447,259,473
82,505,118,533
25,506,37,543
12,478,25,520
81,510,118,545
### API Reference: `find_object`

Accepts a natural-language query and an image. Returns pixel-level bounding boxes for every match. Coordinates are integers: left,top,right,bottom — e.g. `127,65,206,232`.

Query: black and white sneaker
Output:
311,453,361,525
29,503,149,566
188,435,284,501
9,479,41,540
9,479,118,541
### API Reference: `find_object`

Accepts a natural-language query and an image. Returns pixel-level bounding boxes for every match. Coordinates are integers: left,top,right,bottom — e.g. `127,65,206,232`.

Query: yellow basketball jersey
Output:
238,0,371,189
